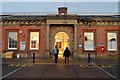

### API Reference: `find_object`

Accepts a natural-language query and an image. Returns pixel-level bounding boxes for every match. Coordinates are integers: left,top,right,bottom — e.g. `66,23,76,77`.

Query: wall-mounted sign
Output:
98,42,103,46
20,42,26,51
78,44,82,48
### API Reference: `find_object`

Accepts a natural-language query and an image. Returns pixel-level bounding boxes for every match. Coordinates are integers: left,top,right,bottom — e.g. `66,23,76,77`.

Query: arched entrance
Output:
54,32,69,57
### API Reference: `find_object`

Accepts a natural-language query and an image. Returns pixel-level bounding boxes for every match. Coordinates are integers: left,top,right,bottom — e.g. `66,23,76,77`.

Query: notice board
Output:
20,42,26,51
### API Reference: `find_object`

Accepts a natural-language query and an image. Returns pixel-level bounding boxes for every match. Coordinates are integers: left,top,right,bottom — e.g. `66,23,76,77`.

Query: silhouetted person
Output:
63,47,70,63
53,45,59,63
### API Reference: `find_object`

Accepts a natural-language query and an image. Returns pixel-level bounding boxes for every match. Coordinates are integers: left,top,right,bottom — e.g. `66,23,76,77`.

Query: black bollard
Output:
95,53,97,59
88,52,90,63
32,53,35,63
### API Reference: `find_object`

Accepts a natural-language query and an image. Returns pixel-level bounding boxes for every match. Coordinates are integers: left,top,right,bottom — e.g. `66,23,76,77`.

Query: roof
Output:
1,14,119,21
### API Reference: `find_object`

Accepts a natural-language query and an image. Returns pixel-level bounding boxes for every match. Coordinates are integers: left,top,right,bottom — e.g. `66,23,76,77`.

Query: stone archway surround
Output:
49,26,74,52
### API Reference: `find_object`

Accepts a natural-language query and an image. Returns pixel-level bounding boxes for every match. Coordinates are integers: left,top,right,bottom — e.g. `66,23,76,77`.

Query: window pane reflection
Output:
84,32,94,50
107,32,117,51
30,32,39,49
8,32,17,49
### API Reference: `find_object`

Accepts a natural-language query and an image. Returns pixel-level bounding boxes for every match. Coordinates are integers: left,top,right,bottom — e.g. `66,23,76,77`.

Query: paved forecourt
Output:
1,58,117,79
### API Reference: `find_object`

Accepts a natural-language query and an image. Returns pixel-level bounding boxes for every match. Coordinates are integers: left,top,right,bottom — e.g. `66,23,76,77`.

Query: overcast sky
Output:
1,1,119,14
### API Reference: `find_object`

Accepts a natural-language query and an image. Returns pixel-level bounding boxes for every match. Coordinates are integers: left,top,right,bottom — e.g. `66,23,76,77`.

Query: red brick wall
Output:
2,25,119,56
2,26,46,55
77,26,119,55
58,7,67,14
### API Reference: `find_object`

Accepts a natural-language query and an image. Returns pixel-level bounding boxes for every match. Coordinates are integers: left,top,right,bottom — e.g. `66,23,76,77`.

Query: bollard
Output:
88,52,90,63
95,53,97,59
32,53,35,63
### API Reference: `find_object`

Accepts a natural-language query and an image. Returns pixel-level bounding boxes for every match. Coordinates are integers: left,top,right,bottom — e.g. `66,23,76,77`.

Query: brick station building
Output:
0,7,120,58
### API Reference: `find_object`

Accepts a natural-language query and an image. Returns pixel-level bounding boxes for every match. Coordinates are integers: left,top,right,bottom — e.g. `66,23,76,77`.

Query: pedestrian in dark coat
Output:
63,47,70,63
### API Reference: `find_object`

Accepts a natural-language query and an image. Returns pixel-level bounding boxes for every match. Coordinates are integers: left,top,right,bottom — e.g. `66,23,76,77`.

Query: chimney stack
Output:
58,7,67,15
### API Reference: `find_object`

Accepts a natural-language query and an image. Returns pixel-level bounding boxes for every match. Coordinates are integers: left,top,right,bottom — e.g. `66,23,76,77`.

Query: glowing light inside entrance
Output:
55,32,69,57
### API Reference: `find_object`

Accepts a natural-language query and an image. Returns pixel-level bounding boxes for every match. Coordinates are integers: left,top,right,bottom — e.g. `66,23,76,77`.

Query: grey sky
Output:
1,2,119,14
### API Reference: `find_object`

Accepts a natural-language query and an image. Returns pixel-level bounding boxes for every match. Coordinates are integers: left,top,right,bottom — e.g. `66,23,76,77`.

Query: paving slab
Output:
1,58,118,80
2,64,115,79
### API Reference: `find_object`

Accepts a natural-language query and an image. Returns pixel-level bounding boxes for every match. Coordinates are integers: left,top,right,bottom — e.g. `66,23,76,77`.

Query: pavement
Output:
1,57,119,80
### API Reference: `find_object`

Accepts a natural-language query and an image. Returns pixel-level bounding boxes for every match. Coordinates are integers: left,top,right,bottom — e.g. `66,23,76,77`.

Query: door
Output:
55,32,69,57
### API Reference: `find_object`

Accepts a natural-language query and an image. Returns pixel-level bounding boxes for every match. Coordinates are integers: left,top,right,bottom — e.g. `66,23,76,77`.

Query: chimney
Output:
58,7,67,15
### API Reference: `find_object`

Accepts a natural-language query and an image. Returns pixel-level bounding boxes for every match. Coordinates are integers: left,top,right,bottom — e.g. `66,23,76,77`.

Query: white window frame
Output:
8,32,18,49
30,32,39,50
84,32,94,51
107,32,117,51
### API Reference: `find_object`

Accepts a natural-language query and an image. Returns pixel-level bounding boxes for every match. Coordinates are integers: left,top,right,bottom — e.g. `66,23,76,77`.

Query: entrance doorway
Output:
55,32,69,57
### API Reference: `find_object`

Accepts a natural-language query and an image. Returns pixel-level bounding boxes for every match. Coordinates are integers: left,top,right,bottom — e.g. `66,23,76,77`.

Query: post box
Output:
98,45,105,54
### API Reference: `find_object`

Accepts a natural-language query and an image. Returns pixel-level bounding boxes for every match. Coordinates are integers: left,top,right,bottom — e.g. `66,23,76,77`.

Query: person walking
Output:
53,45,59,63
63,47,70,63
